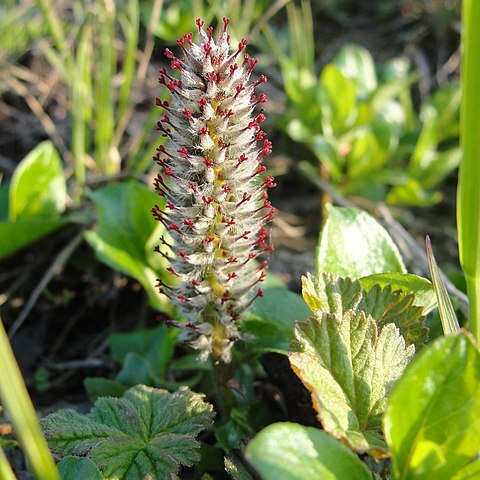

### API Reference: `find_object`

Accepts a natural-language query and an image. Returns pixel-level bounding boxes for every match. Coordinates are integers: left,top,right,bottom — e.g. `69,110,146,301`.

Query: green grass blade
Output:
35,0,67,55
0,319,60,480
94,0,117,175
458,0,480,343
72,25,93,187
117,0,139,123
0,447,17,480
426,236,460,335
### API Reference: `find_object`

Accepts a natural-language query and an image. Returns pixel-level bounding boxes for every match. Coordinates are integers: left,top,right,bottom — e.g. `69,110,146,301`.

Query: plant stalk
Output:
458,0,480,343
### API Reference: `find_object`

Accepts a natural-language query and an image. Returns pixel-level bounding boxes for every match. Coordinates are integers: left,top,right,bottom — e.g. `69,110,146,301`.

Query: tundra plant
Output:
153,18,275,362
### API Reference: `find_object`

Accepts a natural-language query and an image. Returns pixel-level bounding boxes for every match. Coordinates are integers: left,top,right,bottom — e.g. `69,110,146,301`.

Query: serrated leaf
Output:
290,311,414,455
43,385,214,479
58,456,102,480
85,181,171,312
245,422,372,480
302,272,362,316
317,205,406,278
239,288,311,355
358,284,428,348
385,333,480,480
360,272,436,314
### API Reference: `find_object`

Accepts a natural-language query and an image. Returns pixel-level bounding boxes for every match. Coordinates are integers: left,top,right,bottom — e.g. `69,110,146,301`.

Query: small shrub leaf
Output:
43,385,214,479
290,311,414,455
57,456,102,480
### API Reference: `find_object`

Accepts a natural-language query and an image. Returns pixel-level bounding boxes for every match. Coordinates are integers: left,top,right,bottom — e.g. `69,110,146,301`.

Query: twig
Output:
295,163,469,316
8,228,85,340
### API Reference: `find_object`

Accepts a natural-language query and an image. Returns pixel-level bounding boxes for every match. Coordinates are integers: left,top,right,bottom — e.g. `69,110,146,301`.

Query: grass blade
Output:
0,448,17,480
426,236,460,335
0,318,59,480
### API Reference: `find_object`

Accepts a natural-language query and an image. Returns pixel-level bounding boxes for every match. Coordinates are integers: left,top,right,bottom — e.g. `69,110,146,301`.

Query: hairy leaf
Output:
43,385,214,479
290,311,414,454
358,284,428,347
246,422,371,480
304,272,428,348
302,272,362,316
360,272,436,314
385,333,480,480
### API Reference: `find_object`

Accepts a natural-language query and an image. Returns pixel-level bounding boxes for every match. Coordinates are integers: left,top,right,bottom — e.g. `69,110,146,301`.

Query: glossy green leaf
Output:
239,288,311,355
9,141,66,220
360,273,436,314
84,181,170,311
43,385,215,479
385,333,480,480
58,456,102,480
290,311,414,454
317,204,406,278
333,44,378,98
426,236,460,334
311,135,343,181
246,422,372,480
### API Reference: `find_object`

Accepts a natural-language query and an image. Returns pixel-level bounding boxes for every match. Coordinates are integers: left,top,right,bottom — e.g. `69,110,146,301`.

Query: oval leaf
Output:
384,333,480,480
9,141,66,220
246,422,371,480
317,205,406,278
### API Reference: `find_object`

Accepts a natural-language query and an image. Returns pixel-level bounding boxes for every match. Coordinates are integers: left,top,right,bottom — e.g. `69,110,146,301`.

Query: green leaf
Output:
245,422,372,480
115,352,153,387
84,181,170,311
318,65,357,135
385,333,480,480
302,272,362,316
358,284,428,348
452,459,480,480
58,456,102,480
239,288,311,355
333,44,378,98
311,135,343,182
0,219,66,260
387,179,442,207
83,377,128,402
317,205,406,278
43,385,215,479
290,311,414,455
426,236,460,334
360,273,436,314
9,141,67,220
109,325,177,378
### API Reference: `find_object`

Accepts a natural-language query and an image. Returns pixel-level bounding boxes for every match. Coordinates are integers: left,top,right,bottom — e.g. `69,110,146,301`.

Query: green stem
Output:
0,319,60,480
458,0,480,343
204,305,234,420
0,447,16,480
